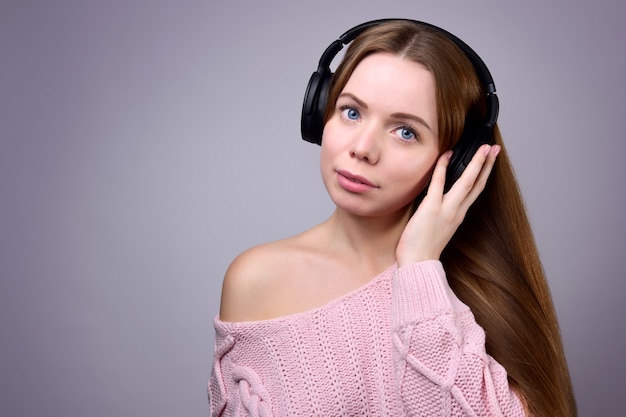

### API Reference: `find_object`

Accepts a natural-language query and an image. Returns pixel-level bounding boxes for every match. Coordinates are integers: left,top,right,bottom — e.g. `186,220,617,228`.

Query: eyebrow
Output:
338,92,434,132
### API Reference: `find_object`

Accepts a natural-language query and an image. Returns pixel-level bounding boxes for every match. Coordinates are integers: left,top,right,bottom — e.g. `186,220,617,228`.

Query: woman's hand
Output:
395,144,501,266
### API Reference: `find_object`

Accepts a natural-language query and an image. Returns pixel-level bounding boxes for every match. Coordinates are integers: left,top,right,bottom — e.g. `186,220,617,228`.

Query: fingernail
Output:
446,150,453,159
493,145,501,156
482,144,491,155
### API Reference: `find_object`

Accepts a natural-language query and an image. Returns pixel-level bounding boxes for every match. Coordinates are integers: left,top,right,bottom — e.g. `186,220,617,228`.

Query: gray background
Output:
1,0,624,415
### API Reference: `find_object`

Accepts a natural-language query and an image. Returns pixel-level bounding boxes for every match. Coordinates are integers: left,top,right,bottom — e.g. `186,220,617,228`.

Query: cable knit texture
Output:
209,260,525,416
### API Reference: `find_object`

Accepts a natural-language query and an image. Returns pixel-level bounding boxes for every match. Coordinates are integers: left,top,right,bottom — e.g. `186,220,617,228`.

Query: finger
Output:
464,144,500,203
456,145,500,212
444,144,492,205
426,150,453,199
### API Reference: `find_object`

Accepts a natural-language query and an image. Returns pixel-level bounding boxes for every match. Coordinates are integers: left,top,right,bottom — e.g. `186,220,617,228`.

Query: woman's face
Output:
320,52,440,217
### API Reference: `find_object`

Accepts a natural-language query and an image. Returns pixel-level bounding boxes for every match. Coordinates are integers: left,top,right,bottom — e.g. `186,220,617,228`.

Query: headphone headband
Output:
333,19,495,92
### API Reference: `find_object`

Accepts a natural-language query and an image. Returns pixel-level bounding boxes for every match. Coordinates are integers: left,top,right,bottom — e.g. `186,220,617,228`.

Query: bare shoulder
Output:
218,235,310,322
218,222,376,322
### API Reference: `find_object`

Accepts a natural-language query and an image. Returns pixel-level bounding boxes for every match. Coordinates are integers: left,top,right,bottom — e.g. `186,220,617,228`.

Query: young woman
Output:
209,19,576,416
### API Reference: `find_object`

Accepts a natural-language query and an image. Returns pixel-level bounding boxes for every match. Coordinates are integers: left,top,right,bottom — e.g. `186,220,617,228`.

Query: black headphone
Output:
300,18,499,191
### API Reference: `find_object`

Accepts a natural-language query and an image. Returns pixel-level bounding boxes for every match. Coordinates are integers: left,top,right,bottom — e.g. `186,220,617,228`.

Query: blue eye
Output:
400,128,414,140
340,106,360,121
395,126,417,141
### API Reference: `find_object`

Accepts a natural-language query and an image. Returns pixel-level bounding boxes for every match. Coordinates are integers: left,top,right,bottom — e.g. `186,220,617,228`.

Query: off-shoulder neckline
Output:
215,262,398,328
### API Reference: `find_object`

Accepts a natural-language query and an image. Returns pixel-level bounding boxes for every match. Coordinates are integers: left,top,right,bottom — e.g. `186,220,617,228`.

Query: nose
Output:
349,126,380,164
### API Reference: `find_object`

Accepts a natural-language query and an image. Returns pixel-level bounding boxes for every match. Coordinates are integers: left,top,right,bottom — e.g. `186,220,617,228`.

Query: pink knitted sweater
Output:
209,260,525,416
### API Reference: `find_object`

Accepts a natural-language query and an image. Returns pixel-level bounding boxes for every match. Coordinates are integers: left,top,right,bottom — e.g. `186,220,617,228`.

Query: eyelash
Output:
338,104,420,142
338,104,360,121
394,124,419,142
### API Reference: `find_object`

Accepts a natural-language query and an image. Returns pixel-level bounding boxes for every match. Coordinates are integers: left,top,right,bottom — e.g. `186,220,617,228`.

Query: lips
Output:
335,170,379,193
337,170,376,186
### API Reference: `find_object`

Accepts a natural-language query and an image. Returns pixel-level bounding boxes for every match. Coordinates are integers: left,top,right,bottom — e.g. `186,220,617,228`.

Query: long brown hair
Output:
325,20,576,417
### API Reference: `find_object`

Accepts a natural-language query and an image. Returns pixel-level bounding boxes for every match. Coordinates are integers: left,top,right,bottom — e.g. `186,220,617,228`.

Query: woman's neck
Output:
322,206,412,270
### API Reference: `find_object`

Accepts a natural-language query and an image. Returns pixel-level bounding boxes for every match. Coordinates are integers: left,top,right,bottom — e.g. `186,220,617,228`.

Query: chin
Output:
332,197,414,219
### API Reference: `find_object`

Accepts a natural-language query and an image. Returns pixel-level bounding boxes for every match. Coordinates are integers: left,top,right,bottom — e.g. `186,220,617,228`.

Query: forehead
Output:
342,53,437,127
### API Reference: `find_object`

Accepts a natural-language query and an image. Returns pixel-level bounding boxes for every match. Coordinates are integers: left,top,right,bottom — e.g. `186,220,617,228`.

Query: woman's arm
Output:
209,323,274,417
392,146,526,415
391,260,526,416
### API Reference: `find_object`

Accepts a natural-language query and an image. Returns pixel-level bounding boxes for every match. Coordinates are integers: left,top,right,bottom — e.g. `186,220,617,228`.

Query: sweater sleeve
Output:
209,320,274,417
391,261,526,417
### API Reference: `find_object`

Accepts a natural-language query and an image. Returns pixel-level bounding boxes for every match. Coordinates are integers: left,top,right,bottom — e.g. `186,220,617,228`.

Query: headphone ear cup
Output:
444,123,494,192
301,70,332,145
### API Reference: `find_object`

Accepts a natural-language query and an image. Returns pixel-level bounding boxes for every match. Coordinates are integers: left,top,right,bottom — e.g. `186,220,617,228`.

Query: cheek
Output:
319,122,344,166
319,139,337,184
391,154,438,193
319,140,333,169
320,117,341,147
